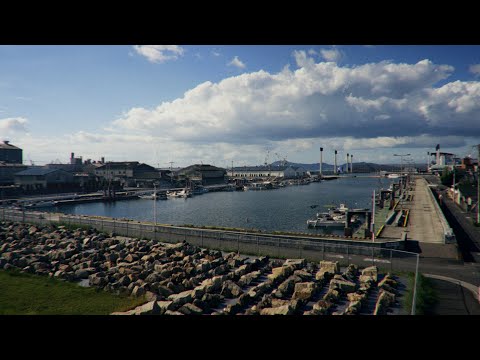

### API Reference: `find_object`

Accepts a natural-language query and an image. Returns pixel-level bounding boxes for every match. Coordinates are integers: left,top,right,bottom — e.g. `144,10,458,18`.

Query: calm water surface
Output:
48,175,395,235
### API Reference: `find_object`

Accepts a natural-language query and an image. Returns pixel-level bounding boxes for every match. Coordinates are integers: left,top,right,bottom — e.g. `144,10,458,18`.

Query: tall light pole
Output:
334,150,338,175
427,152,430,173
320,147,323,179
394,153,411,175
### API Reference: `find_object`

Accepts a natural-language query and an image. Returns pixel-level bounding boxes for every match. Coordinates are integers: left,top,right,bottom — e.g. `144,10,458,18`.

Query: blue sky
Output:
1,45,480,167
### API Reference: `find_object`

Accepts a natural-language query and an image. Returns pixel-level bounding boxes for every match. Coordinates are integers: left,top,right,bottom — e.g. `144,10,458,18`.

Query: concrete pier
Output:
407,178,446,244
378,177,447,243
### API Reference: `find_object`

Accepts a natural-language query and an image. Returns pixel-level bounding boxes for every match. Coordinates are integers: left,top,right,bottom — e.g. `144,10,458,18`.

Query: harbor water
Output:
46,175,395,235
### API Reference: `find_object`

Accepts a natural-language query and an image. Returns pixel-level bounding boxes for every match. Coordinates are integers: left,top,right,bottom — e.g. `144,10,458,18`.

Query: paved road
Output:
427,278,480,315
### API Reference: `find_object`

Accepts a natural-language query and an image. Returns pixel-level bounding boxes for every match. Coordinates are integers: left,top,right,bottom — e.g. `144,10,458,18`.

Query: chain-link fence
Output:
0,208,418,270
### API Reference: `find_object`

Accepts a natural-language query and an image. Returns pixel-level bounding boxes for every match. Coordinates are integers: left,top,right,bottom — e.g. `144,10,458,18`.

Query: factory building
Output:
177,164,226,185
228,165,306,179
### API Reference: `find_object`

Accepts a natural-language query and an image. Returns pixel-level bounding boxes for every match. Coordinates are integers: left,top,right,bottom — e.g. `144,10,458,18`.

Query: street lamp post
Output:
394,153,411,175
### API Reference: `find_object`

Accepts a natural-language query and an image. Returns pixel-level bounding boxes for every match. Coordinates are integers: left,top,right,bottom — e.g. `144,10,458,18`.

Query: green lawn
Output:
0,270,146,315
402,273,438,315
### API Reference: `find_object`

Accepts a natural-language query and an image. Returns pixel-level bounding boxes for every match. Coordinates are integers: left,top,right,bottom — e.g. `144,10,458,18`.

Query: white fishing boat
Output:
167,189,192,198
25,200,56,208
138,192,167,200
307,213,345,227
193,186,209,195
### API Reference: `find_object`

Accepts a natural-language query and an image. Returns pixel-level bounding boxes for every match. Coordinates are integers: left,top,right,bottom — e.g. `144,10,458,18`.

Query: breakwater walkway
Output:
380,177,453,245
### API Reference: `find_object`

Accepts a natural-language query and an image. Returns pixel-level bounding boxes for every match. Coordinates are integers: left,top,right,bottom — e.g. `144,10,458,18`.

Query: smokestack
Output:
71,152,74,159
320,147,323,178
334,150,337,175
346,153,349,173
101,157,105,164
436,144,440,165
350,154,353,173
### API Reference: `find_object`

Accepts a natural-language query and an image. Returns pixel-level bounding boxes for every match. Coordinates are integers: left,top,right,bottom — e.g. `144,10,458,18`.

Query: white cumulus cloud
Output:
0,117,28,135
320,48,343,62
469,64,480,77
133,45,185,63
228,56,246,69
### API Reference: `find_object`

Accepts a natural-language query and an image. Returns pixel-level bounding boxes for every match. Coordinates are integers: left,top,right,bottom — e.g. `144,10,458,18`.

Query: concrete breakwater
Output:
0,221,406,315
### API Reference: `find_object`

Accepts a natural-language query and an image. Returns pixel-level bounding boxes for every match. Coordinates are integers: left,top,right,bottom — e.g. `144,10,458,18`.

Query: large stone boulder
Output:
199,275,226,293
273,275,302,298
220,281,243,298
164,310,184,315
178,303,203,315
168,290,194,308
267,265,294,283
89,274,108,287
347,292,366,303
378,275,398,289
323,289,340,303
131,285,146,297
247,281,272,301
345,300,362,315
292,282,317,301
312,300,332,315
223,301,244,315
373,290,396,315
284,259,307,270
74,269,91,279
316,261,339,281
156,301,175,314
260,304,294,315
293,270,312,281
237,271,261,287
133,301,161,315
329,278,356,293
270,298,301,311
361,266,378,282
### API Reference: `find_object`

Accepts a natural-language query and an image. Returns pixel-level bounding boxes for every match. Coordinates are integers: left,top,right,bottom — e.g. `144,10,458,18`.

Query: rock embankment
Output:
0,221,404,315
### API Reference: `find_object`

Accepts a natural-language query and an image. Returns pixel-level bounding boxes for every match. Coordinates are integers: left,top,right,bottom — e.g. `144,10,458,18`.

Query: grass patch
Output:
0,270,146,315
402,273,438,315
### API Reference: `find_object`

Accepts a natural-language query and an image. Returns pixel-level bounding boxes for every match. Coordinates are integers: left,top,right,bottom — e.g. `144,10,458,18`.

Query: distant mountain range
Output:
268,160,422,172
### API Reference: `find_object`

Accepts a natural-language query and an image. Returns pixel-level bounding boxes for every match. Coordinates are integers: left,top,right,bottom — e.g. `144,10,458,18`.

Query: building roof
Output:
179,164,226,172
0,162,26,168
15,168,69,176
0,141,21,150
232,165,291,172
96,162,140,170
